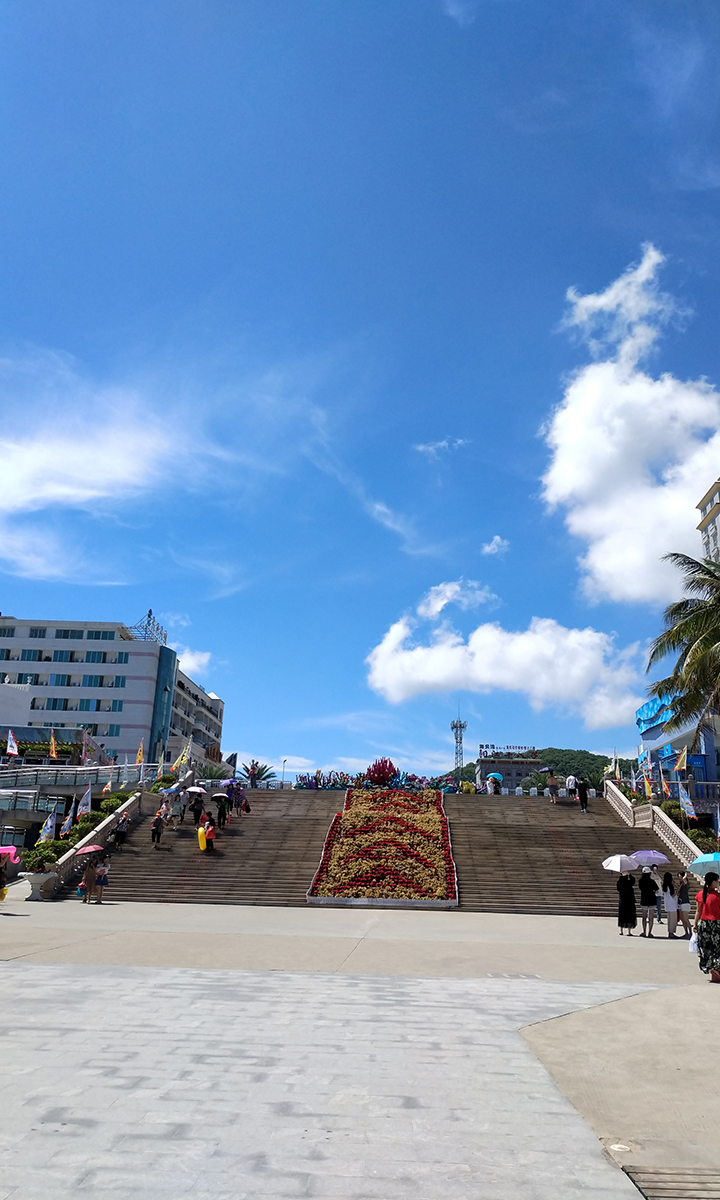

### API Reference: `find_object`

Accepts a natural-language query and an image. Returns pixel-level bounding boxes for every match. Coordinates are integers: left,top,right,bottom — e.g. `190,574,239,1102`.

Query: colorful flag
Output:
102,777,112,796
643,770,653,799
630,769,637,794
6,728,18,756
60,797,76,838
136,739,144,766
122,755,128,787
81,730,88,764
77,782,92,817
49,729,58,760
661,769,671,797
678,783,696,819
675,745,688,773
614,750,621,782
171,739,191,775
37,806,57,842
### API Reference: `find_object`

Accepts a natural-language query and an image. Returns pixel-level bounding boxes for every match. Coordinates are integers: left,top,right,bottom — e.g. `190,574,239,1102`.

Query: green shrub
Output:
150,773,176,793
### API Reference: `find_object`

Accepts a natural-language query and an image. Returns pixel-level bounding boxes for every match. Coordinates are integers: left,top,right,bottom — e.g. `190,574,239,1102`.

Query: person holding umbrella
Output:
603,856,638,936
638,867,658,937
616,871,637,936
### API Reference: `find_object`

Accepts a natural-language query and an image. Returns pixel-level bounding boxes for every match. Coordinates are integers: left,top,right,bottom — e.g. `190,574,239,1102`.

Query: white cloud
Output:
481,535,509,556
443,0,478,27
366,612,642,729
414,437,469,458
416,579,495,618
543,244,720,604
160,612,192,629
172,644,212,677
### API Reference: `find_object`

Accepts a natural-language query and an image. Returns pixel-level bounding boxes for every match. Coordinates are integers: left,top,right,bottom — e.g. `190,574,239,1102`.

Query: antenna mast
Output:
451,717,467,788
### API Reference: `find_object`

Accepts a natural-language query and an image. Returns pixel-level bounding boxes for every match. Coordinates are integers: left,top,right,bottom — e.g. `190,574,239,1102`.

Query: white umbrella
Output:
186,786,207,795
602,854,638,873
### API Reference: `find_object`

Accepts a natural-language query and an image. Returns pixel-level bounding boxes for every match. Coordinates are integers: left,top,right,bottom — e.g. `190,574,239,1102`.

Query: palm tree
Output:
647,553,720,746
238,761,276,784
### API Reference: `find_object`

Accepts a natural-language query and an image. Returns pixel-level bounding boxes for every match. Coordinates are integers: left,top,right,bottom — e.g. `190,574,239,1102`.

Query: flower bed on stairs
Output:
307,788,458,908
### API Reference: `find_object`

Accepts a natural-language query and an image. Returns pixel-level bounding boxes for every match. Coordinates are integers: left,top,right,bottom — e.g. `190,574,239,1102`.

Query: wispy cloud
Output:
481,535,509,556
443,0,478,28
417,579,496,619
171,643,212,677
414,437,469,459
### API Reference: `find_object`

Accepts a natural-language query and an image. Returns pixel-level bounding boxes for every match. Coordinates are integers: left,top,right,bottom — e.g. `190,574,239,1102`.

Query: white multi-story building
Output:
0,610,224,767
697,479,720,562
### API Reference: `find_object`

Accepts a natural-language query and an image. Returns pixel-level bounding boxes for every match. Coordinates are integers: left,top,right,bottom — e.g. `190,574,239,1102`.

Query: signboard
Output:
478,744,535,758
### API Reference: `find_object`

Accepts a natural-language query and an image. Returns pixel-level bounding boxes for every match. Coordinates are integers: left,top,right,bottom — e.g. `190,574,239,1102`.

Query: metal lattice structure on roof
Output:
128,609,168,644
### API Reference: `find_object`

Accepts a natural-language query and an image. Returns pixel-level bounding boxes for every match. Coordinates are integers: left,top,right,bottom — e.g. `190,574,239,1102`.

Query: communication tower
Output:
451,717,467,786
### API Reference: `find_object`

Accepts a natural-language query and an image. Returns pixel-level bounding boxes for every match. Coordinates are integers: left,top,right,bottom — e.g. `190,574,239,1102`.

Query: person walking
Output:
638,866,658,937
547,773,561,805
170,796,182,830
616,871,637,935
677,871,693,937
114,811,130,851
190,798,203,827
151,810,164,850
566,774,577,803
81,858,98,904
249,760,258,789
204,815,217,852
217,797,228,829
662,872,678,938
577,777,589,813
179,788,188,824
650,867,664,924
235,785,246,816
694,872,720,983
94,856,110,904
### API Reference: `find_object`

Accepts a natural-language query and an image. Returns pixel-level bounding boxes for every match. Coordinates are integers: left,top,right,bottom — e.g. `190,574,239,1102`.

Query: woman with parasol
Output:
694,872,720,983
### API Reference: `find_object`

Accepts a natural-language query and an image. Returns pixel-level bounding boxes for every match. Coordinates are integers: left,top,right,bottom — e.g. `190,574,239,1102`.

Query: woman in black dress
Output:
617,871,637,935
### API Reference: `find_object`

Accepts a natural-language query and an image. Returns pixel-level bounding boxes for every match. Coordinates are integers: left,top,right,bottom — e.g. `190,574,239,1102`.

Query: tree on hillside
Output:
647,553,720,746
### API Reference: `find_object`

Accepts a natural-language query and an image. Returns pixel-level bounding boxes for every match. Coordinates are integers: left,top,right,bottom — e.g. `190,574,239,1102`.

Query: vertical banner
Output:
77,782,92,817
6,729,19,756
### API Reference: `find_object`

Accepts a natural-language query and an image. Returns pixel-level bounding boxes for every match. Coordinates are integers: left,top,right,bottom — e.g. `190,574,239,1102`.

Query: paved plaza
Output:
1,892,719,1199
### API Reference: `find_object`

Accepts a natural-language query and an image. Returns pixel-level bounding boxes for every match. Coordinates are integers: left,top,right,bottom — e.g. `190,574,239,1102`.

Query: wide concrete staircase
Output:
104,790,344,907
103,790,687,916
445,794,687,916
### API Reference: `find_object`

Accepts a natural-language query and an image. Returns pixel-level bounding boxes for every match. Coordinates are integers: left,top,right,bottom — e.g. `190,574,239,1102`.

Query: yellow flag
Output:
675,746,687,772
102,778,112,796
49,729,58,760
643,771,653,799
136,739,144,765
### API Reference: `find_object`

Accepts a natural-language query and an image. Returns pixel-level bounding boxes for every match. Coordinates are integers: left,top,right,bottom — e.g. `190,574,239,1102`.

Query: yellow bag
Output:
0,887,7,902
197,826,206,851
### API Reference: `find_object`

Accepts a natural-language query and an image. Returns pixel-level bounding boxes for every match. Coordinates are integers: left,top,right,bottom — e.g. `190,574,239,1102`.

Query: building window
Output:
79,723,98,735
55,629,84,639
107,724,121,737
0,648,8,661
82,674,102,688
29,627,46,638
0,626,14,637
21,648,40,662
85,650,106,664
49,674,70,687
116,651,129,664
114,675,126,688
79,698,100,712
87,630,115,641
53,650,71,662
111,699,123,712
47,697,69,711
17,673,38,685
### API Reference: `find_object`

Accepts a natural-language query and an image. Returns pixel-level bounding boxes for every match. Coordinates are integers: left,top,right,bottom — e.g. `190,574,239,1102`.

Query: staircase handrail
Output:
53,790,147,888
604,779,635,825
649,805,707,876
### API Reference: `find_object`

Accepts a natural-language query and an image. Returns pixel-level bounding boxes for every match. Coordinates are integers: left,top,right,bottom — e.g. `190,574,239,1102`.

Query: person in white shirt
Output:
566,775,577,802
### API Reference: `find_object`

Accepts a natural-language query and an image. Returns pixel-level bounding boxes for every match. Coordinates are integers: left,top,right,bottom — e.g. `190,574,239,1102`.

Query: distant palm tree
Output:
647,553,720,745
239,761,276,783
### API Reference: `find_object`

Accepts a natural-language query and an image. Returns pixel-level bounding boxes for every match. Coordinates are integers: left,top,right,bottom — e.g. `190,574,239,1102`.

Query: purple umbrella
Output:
629,850,670,867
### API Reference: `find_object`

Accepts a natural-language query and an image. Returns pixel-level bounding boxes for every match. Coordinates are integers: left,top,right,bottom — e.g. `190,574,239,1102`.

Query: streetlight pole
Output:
282,758,287,789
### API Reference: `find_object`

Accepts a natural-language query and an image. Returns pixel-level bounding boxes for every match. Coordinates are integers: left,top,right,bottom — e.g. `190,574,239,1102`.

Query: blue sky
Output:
1,0,720,774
